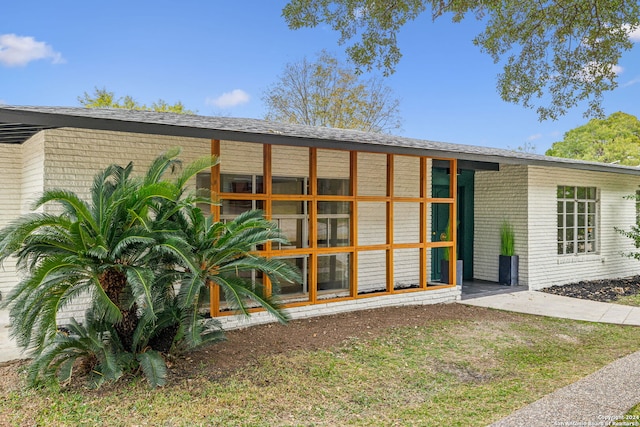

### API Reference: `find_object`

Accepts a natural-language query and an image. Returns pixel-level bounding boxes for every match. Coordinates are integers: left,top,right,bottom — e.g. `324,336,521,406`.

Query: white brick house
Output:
1,106,639,358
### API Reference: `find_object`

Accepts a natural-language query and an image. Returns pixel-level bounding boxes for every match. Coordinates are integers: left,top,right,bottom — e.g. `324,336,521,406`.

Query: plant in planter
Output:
440,221,463,286
499,220,519,286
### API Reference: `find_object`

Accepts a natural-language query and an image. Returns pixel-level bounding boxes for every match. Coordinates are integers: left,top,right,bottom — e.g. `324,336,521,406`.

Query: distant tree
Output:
283,1,640,120
263,51,401,133
509,141,537,154
546,112,640,166
78,87,195,114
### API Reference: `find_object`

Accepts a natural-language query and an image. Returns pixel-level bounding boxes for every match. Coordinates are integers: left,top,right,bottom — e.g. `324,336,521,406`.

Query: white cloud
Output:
577,61,623,82
0,34,64,67
622,77,640,88
206,89,250,108
623,24,640,42
527,133,542,141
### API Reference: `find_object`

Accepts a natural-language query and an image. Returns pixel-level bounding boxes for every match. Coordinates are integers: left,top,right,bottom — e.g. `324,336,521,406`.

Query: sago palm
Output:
0,148,299,387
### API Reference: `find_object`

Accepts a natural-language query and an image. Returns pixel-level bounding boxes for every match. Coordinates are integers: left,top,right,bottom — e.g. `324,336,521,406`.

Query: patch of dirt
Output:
168,304,520,383
540,276,640,302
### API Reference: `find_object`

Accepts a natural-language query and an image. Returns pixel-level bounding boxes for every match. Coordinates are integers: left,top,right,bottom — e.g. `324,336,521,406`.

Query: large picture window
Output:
204,140,458,316
557,186,597,255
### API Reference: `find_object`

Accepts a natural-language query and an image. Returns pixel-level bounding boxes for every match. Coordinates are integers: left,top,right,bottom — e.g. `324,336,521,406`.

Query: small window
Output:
557,186,597,255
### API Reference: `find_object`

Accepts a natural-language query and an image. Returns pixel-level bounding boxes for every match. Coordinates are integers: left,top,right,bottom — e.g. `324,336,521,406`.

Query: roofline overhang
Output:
2,106,640,176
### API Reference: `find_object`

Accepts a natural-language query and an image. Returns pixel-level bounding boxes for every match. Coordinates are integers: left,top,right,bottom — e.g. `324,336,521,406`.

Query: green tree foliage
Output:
263,50,401,133
78,87,195,114
283,1,640,120
546,112,640,166
0,149,300,388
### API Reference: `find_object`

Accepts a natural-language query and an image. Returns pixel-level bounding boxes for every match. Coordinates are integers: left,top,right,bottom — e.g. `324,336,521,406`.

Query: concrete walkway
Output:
460,290,640,326
460,290,640,426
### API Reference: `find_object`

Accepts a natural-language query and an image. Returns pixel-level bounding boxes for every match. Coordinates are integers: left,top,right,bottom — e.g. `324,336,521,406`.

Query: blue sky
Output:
1,1,639,154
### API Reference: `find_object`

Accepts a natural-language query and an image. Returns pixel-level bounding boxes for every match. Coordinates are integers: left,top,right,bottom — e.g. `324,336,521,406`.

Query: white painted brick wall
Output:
475,164,640,291
41,128,211,323
0,143,24,298
217,287,461,330
474,165,529,286
527,166,640,290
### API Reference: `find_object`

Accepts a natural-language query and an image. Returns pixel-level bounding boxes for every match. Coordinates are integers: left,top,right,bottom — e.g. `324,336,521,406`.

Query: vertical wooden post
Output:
350,151,358,297
309,147,318,303
420,157,428,289
210,140,221,317
450,159,458,287
386,154,394,293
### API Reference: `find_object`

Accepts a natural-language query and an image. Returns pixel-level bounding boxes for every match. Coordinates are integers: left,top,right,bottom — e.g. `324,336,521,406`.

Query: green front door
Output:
431,168,474,281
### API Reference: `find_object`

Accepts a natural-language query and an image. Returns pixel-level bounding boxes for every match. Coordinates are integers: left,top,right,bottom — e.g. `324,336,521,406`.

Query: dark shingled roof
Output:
1,105,639,175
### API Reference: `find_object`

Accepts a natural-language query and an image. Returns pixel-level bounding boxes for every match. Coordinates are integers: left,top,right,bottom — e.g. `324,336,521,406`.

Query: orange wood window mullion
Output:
350,151,358,297
210,139,221,317
309,147,318,303
450,159,458,287
420,157,428,289
263,144,273,297
386,154,394,293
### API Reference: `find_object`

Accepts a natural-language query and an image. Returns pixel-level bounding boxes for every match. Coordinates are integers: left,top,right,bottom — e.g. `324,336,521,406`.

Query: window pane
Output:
557,186,564,198
318,201,350,215
317,218,350,247
357,250,387,294
318,178,350,196
318,149,350,195
588,202,596,213
317,253,350,298
557,201,563,214
357,152,387,196
566,228,574,241
221,174,264,194
276,257,308,301
221,200,264,217
272,201,307,249
432,161,452,198
564,187,575,198
578,214,585,227
566,201,575,214
273,176,306,195
577,187,586,199
587,187,596,199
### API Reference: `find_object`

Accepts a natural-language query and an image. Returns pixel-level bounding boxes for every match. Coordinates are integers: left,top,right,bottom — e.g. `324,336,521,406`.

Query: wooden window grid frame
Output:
209,140,457,317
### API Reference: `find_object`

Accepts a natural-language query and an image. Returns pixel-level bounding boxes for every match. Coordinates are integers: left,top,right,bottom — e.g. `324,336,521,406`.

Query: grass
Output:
615,293,640,307
2,312,640,426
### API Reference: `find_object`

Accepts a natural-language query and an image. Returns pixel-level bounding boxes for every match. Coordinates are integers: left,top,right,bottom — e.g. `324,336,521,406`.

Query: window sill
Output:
557,254,604,265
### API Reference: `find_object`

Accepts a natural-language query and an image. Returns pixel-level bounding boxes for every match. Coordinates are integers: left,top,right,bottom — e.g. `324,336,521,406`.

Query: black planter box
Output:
499,255,519,286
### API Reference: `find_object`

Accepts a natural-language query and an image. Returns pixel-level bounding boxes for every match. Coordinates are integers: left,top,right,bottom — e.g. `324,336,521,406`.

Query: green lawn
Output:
3,311,640,426
615,293,640,307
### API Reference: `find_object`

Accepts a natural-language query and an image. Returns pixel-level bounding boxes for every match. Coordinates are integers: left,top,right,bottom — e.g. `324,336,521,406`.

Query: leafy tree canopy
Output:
79,87,195,114
263,50,401,133
283,1,640,120
546,112,640,166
